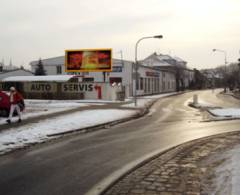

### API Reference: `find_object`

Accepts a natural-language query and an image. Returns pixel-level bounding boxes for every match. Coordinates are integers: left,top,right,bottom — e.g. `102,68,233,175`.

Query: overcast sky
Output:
1,0,240,69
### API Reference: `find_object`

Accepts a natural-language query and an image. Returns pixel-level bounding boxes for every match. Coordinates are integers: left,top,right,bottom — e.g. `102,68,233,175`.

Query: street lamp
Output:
212,48,227,93
134,35,163,106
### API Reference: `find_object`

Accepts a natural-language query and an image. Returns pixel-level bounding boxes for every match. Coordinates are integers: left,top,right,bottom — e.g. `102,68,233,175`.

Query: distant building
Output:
141,52,194,90
0,69,34,81
0,61,19,73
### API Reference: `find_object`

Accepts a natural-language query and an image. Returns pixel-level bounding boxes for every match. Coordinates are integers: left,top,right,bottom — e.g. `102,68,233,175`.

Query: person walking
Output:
6,87,24,124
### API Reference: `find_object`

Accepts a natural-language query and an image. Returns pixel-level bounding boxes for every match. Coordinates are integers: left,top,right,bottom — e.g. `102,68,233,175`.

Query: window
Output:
56,66,62,74
148,78,151,92
82,78,94,82
109,77,122,84
156,78,159,92
144,78,147,92
140,78,143,90
136,78,139,90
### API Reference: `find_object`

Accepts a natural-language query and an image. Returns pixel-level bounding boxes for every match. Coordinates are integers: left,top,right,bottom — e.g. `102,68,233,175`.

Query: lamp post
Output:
212,49,227,93
134,35,163,106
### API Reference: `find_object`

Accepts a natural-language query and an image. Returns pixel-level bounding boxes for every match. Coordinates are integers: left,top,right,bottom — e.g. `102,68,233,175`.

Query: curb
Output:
85,92,195,195
94,130,240,195
86,144,182,195
47,109,145,137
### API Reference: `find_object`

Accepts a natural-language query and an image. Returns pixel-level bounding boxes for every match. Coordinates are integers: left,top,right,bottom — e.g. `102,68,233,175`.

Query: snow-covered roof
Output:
173,56,186,63
30,56,133,67
143,59,172,67
142,53,188,69
156,54,173,61
30,56,65,66
3,75,75,82
141,53,173,67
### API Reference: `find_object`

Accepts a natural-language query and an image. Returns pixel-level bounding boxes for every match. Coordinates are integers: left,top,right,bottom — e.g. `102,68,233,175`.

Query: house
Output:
141,52,194,90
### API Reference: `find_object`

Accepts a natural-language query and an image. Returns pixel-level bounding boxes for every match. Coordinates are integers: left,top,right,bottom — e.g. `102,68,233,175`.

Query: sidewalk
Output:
103,131,240,195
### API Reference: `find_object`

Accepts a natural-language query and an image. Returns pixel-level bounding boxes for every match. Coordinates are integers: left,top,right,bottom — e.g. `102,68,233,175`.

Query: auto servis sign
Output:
61,83,94,93
24,82,100,93
24,83,57,93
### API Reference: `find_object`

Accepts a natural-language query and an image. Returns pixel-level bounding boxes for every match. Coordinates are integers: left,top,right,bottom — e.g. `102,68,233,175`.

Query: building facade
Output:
30,55,177,98
141,52,195,90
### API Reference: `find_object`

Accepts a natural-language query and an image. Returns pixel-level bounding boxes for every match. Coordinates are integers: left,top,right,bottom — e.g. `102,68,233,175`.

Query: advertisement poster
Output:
65,49,112,72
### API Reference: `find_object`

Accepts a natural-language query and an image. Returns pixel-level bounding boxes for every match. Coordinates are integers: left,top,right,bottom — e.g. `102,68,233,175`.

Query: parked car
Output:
0,91,24,117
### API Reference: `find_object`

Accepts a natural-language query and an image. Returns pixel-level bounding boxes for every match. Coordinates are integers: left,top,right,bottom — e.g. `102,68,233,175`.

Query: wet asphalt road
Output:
0,90,240,195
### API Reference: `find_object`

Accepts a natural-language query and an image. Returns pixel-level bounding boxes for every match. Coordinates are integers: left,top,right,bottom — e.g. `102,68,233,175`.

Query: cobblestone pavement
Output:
103,131,240,195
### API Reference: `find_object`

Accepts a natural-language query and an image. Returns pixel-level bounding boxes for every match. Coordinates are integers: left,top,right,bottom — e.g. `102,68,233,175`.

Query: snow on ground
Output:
204,145,240,195
0,99,126,124
0,109,136,155
0,100,91,124
188,100,240,120
208,108,240,118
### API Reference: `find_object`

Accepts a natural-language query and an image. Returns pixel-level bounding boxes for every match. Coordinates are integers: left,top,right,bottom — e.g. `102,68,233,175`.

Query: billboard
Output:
65,49,112,72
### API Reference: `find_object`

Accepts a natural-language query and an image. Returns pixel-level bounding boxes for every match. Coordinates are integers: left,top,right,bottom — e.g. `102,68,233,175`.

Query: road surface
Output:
0,90,240,195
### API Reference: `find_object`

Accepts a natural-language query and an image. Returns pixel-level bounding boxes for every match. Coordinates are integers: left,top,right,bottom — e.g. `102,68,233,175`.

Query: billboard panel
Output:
65,49,112,72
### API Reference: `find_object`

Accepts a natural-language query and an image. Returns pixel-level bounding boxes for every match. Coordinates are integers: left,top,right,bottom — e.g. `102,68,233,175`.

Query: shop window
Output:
163,81,165,91
148,78,151,92
156,78,159,92
140,78,143,90
82,78,94,82
109,77,122,84
144,78,147,92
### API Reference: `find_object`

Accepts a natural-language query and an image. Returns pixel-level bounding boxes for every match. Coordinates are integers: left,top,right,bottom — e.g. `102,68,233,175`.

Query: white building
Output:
0,69,34,81
141,52,195,89
30,55,177,97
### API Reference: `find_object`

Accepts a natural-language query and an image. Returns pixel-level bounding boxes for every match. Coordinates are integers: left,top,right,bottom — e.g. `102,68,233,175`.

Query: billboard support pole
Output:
103,72,106,82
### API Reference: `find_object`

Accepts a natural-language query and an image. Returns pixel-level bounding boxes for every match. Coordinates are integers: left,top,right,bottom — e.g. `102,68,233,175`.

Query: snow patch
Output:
203,145,240,195
0,109,137,154
209,108,240,118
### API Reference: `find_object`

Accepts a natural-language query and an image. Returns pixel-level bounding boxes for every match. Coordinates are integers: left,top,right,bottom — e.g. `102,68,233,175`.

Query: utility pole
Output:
134,35,163,106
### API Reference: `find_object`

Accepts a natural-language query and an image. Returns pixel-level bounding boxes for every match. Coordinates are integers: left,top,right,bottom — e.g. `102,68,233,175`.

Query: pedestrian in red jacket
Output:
6,87,24,124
